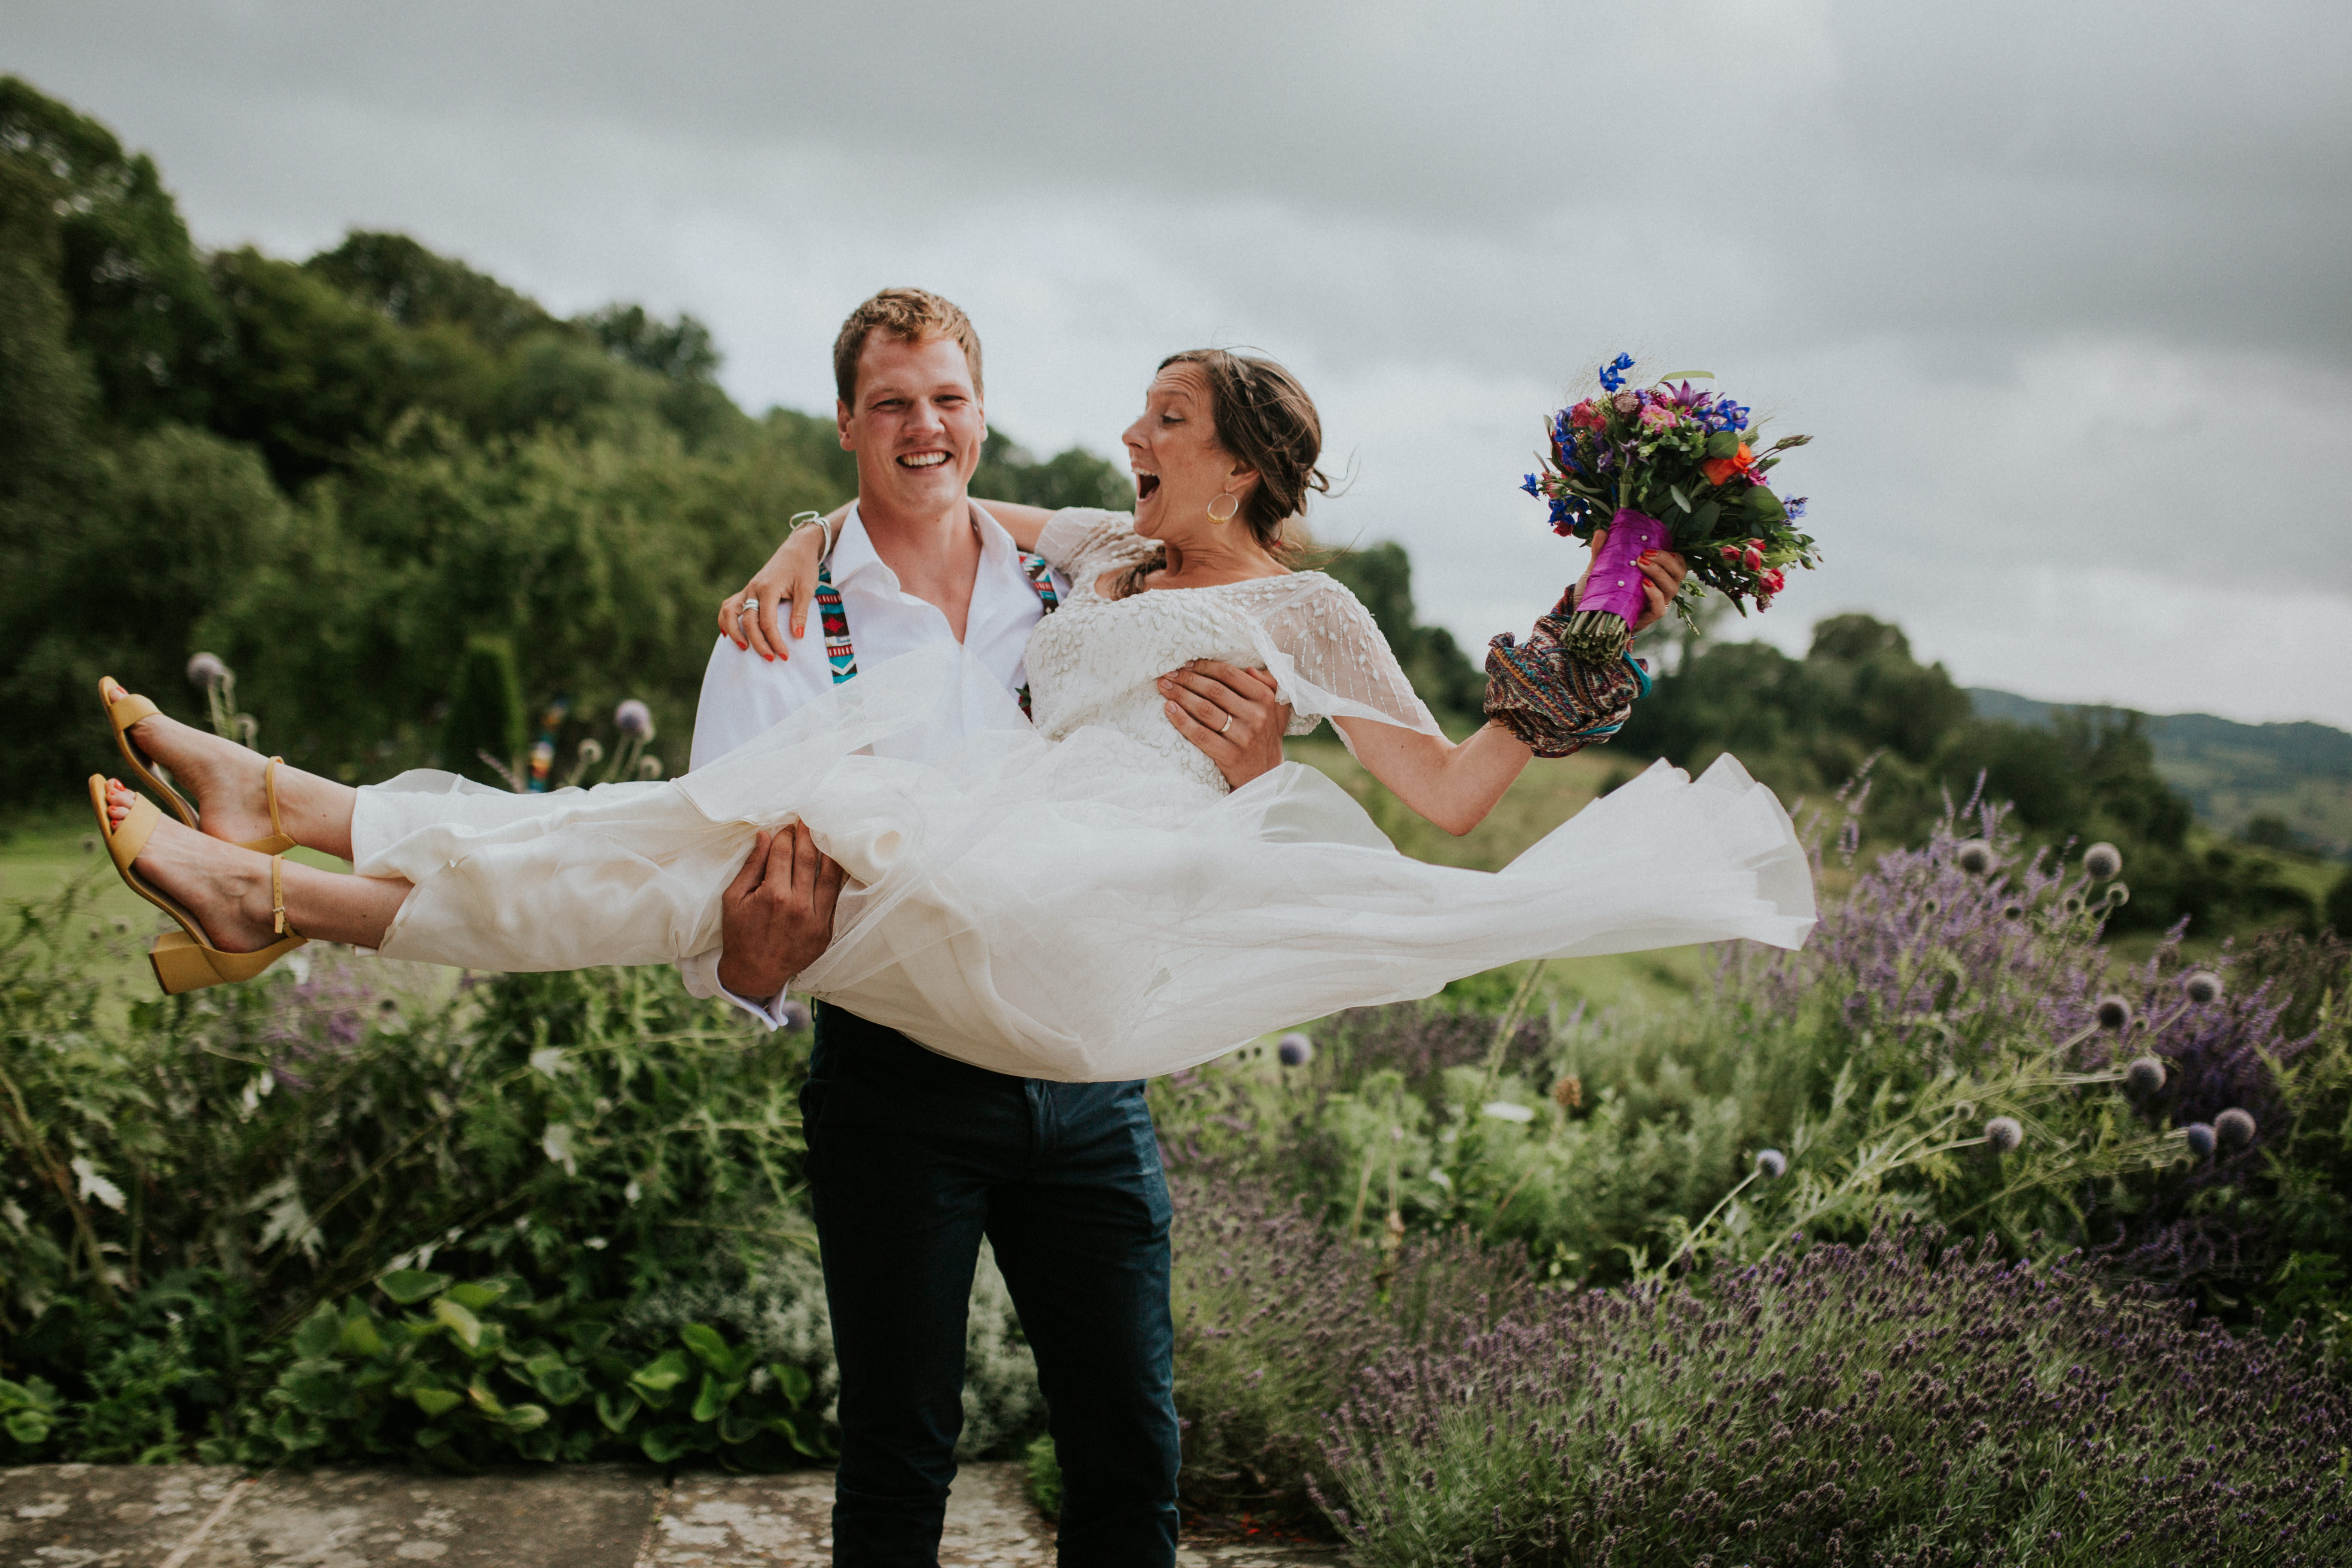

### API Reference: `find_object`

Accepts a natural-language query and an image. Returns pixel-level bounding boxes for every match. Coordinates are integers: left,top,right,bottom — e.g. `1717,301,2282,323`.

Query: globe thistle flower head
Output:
2000,901,2025,922
1277,1031,1315,1066
615,699,656,740
1984,1116,2024,1153
2124,1056,2167,1096
2182,970,2224,1005
1754,1148,1787,1180
2083,842,2123,880
2184,1122,2217,1158
2215,1108,2257,1149
186,652,229,688
1955,841,1996,876
2094,994,2134,1032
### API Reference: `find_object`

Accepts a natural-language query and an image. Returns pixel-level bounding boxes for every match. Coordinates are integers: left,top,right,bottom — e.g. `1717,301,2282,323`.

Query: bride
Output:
90,349,1814,1081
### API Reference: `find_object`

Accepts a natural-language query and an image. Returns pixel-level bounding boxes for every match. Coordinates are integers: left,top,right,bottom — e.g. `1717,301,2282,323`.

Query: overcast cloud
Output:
13,1,2352,725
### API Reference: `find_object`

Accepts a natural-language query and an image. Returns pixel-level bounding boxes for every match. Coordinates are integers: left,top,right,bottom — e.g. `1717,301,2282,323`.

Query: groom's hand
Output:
716,823,845,1001
1161,661,1289,790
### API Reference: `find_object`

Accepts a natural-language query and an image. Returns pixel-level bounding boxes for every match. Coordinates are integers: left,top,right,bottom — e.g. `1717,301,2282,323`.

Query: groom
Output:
681,289,1288,1568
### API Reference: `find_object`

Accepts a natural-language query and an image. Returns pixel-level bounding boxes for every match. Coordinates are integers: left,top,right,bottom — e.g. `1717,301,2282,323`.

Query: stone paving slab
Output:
1,1464,244,1568
180,1465,665,1568
0,1463,1346,1566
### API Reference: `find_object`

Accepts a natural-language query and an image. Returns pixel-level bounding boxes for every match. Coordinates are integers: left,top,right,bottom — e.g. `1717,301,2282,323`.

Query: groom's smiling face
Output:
838,332,986,518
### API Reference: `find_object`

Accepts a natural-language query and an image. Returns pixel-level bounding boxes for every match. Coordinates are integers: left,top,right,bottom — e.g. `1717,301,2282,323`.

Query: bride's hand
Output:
720,508,843,661
1575,527,1690,635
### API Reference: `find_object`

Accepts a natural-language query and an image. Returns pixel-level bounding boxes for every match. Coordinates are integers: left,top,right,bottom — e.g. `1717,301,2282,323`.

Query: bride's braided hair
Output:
1159,348,1329,556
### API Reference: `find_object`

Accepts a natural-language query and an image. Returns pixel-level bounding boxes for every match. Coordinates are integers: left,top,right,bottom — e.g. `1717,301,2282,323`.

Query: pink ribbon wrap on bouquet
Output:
1560,508,1672,660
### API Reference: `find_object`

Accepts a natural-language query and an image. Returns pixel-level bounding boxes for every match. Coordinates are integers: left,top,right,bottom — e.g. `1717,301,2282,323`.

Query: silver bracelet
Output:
786,510,834,560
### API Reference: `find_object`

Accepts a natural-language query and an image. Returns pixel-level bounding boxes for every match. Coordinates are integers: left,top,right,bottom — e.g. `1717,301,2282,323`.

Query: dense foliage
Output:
1619,613,2327,934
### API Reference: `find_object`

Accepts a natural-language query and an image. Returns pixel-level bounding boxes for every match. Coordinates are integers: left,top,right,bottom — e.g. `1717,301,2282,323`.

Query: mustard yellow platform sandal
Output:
89,775,308,995
99,677,298,854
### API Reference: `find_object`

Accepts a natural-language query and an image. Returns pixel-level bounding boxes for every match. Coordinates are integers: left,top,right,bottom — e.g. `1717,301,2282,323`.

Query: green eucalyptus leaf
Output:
411,1385,462,1418
446,1280,509,1312
769,1363,813,1407
1668,484,1693,514
432,1297,483,1349
294,1303,342,1361
378,1270,450,1305
640,1424,695,1464
500,1403,551,1432
532,1362,588,1407
631,1349,692,1396
596,1391,641,1434
466,1377,505,1417
692,1372,743,1424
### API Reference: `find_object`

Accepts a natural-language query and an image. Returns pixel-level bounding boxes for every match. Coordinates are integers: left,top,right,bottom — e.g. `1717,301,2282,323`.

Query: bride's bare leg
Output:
114,696,359,859
106,781,409,950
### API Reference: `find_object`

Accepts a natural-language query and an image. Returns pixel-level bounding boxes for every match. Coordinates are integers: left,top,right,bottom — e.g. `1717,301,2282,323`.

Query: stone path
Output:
0,1463,1346,1567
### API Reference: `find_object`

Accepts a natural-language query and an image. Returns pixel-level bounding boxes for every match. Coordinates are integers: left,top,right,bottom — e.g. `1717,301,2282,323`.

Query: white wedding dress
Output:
353,509,1814,1080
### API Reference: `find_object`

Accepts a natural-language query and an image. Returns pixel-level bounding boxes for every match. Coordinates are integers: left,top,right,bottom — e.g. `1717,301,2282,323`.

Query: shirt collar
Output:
829,499,1020,593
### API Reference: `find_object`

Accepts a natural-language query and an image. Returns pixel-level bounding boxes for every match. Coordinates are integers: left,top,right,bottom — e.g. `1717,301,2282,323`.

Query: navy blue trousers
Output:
801,1003,1181,1567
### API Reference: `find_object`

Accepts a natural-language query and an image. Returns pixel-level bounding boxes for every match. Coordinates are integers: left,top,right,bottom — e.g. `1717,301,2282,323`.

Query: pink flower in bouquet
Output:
1638,402,1680,433
1700,443,1755,486
1718,545,1743,563
1741,540,1766,571
1762,567,1786,594
1612,390,1641,415
1568,400,1604,430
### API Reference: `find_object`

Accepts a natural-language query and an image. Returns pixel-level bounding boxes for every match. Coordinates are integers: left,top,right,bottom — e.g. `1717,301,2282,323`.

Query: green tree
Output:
0,76,224,430
439,635,527,787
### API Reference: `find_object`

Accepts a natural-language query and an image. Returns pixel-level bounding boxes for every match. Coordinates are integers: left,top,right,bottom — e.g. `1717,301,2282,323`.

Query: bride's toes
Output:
127,712,273,845
107,779,137,826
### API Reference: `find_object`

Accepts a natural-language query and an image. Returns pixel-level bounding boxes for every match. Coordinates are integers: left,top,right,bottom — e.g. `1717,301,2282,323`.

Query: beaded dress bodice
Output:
1023,509,1438,801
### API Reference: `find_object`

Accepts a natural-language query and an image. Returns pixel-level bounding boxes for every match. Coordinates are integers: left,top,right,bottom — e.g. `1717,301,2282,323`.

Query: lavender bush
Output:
1322,1222,2351,1566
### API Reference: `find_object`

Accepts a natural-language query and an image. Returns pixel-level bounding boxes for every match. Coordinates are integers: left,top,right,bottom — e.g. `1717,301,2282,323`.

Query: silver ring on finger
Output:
740,597,759,621
1219,712,1234,735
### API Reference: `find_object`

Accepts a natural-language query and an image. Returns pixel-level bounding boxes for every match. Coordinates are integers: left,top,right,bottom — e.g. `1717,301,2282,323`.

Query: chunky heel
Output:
90,775,307,996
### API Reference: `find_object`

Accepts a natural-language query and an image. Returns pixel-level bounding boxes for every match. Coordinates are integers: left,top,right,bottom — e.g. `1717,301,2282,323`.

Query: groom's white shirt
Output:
676,500,1063,1026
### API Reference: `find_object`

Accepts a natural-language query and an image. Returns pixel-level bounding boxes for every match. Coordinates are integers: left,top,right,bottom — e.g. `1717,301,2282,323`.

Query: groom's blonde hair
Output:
833,289,984,405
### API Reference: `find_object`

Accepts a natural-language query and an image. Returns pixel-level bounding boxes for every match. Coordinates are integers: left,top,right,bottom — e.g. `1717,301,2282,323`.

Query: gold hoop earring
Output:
1206,493,1239,524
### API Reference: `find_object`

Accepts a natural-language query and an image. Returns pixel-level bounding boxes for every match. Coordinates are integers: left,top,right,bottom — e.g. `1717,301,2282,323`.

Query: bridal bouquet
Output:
1520,352,1818,660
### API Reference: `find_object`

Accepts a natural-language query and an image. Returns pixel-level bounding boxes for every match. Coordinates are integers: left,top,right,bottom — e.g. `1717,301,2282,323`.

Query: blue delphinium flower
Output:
1521,473,1542,498
1785,497,1808,521
1597,351,1636,392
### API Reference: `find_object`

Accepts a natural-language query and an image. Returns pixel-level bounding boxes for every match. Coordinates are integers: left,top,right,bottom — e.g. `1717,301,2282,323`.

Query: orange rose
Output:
1700,443,1754,487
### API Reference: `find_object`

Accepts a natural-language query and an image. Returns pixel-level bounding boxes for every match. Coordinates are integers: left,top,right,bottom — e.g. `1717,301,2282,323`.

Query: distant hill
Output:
1967,690,2352,860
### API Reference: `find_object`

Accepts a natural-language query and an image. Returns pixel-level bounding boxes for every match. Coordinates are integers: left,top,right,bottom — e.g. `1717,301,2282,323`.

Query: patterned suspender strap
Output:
813,551,1058,696
815,563,856,684
1015,549,1058,718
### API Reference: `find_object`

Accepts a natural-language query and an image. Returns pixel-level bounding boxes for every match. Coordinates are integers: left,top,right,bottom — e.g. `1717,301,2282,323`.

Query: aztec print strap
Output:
814,552,1060,698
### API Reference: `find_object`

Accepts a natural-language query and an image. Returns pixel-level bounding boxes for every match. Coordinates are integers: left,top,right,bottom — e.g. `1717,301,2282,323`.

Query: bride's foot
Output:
104,682,281,846
104,779,282,953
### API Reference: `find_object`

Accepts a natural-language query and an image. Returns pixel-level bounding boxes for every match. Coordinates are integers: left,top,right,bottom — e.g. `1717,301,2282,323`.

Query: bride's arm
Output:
719,499,1057,659
1334,548,1687,836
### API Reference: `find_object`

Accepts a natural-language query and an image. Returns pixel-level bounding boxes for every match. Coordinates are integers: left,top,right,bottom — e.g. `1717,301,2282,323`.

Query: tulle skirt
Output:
353,644,1814,1081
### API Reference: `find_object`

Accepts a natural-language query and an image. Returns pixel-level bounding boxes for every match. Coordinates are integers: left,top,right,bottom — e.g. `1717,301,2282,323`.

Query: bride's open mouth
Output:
1134,469,1160,502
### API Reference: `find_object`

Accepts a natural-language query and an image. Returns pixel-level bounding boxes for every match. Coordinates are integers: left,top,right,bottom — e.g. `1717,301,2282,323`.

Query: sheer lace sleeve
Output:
1034,508,1160,580
1243,574,1442,746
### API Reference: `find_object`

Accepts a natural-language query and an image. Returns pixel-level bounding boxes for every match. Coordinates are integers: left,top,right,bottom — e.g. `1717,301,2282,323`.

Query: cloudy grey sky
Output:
15,1,2352,726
